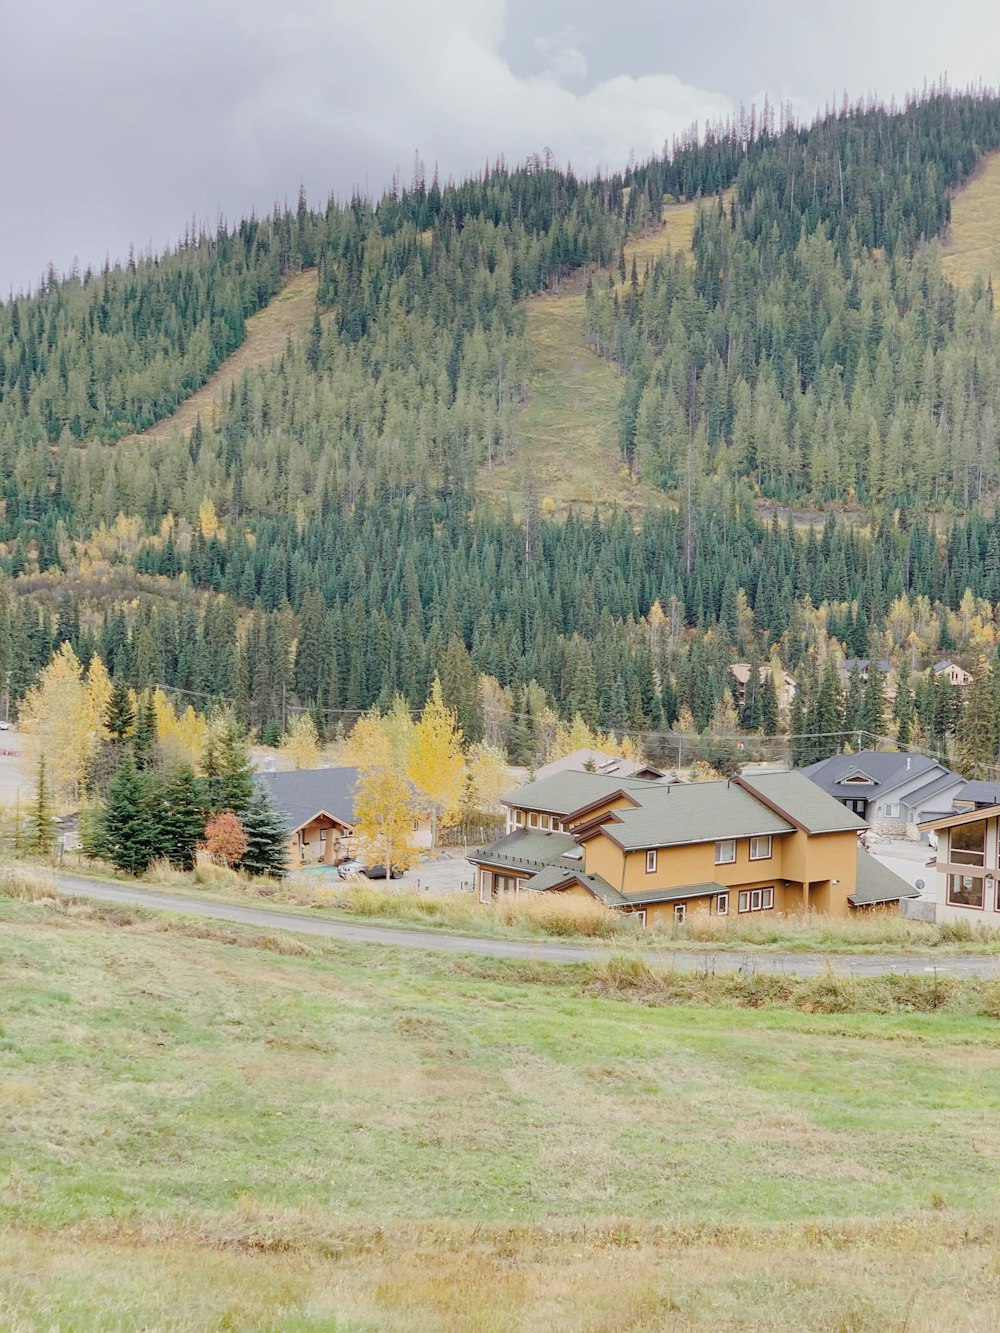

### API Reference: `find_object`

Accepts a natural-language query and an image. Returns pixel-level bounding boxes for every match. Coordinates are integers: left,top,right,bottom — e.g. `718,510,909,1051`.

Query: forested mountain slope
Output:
5,91,1000,770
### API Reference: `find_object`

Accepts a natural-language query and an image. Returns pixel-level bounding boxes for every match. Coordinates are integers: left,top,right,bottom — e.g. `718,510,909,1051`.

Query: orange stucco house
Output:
469,769,915,925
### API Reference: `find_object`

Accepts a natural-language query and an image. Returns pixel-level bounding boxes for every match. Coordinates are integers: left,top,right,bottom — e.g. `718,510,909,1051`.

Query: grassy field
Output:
479,194,730,517
475,289,658,518
123,268,320,445
3,891,1000,1330
941,151,1000,290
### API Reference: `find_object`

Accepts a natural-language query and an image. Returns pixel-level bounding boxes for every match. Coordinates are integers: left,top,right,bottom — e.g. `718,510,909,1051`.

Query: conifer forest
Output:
7,89,1000,774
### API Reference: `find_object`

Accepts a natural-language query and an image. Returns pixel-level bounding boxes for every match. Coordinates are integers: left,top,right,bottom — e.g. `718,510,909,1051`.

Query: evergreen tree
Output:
954,659,999,779
100,754,157,875
858,665,886,746
153,764,209,870
26,754,57,857
105,680,135,740
239,785,290,878
133,690,158,769
894,658,914,747
203,712,255,814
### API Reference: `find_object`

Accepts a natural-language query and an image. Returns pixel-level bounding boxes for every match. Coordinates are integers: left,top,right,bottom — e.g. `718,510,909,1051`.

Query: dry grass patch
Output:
941,150,1000,290
624,189,733,276
122,268,320,444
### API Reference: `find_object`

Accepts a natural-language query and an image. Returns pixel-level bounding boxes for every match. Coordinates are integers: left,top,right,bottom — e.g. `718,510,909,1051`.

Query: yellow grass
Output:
941,151,1000,290
624,189,733,276
123,268,320,444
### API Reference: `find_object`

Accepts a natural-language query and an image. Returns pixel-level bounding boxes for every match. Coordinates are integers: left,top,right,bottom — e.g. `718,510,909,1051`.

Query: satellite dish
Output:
915,879,925,891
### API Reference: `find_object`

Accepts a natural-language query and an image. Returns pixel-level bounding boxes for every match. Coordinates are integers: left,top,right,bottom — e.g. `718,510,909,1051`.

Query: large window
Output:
951,820,986,866
749,835,772,861
715,839,736,865
947,873,984,909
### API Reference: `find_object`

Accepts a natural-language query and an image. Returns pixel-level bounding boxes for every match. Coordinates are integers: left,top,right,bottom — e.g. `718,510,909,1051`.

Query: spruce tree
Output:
204,712,255,814
154,765,209,870
105,680,135,741
954,660,999,779
858,665,886,746
100,754,157,875
133,690,158,770
239,785,289,878
26,754,57,857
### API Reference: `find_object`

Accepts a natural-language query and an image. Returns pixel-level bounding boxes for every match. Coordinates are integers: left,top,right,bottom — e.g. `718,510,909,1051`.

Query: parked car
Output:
366,863,404,880
336,858,368,878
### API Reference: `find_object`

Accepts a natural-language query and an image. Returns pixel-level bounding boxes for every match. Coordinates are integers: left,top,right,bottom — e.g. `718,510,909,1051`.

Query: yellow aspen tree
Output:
353,765,420,871
280,713,321,770
152,690,208,766
464,742,512,813
83,655,113,742
347,710,392,773
406,677,464,846
19,644,91,805
382,694,417,767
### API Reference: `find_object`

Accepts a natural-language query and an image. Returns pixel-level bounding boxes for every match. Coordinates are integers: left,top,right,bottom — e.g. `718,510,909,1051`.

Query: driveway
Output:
50,871,1000,979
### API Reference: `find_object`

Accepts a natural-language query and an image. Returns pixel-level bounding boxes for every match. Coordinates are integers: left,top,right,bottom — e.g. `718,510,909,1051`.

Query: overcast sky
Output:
2,0,999,295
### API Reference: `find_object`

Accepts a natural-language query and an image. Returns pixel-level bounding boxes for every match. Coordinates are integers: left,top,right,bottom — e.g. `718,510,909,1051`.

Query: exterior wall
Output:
595,836,788,896
504,794,637,835
933,817,1000,927
474,862,529,902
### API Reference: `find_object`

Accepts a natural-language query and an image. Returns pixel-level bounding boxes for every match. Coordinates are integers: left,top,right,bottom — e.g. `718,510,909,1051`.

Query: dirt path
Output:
53,872,1000,977
124,268,319,444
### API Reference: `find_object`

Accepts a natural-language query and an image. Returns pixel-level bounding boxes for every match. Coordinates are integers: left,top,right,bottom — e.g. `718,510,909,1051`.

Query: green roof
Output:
500,770,659,817
524,865,627,907
850,849,920,906
593,781,793,851
738,771,868,834
623,882,725,907
469,828,580,872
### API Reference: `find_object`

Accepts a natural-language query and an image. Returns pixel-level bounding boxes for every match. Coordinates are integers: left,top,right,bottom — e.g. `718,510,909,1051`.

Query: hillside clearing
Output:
942,151,1000,290
2,896,1000,1329
124,268,319,444
624,190,732,276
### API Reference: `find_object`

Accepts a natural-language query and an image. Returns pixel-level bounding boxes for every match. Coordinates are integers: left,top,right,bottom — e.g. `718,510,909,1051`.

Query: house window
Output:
319,828,327,843
715,839,736,865
947,873,984,909
673,903,686,923
540,815,551,830
717,893,729,915
738,888,774,913
633,909,647,929
951,820,986,866
646,849,657,874
883,803,901,820
749,836,772,861
528,812,539,829
514,810,524,827
479,870,493,904
494,873,517,895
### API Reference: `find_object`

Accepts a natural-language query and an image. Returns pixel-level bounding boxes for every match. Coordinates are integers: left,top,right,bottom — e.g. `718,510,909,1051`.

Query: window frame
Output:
645,849,658,874
479,870,493,904
950,820,987,866
673,903,686,923
883,802,901,820
762,886,774,910
717,892,729,916
513,809,525,827
528,811,539,829
715,839,736,865
738,890,749,913
749,835,772,861
947,872,985,910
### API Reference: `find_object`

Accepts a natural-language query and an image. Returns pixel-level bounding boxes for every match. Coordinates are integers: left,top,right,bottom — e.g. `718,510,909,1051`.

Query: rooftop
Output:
256,766,361,833
582,780,795,851
738,770,868,834
849,849,920,906
501,769,661,817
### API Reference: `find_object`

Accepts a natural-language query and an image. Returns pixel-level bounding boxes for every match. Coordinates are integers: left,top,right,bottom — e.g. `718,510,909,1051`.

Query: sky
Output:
2,0,999,295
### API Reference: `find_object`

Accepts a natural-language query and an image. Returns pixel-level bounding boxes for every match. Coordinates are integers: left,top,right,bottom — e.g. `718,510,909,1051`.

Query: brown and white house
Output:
469,769,915,925
920,803,1000,927
729,663,797,711
932,660,974,688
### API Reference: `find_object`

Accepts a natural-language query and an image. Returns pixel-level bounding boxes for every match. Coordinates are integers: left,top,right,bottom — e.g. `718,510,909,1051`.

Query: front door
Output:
843,798,867,816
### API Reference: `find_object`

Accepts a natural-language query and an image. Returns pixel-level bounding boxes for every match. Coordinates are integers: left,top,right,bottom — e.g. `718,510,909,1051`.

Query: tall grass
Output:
666,906,1000,951
337,885,633,938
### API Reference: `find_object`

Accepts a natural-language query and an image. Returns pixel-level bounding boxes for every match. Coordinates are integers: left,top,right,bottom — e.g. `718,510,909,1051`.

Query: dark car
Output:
365,863,404,880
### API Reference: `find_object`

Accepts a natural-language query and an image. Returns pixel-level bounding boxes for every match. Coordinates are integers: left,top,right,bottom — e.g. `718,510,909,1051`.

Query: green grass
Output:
2,894,1000,1328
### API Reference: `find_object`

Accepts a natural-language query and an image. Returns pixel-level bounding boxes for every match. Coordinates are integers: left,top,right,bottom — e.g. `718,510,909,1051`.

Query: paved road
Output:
50,872,1000,979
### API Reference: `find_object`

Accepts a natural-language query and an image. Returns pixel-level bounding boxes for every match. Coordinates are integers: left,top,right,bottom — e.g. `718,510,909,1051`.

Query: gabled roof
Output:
578,780,794,851
954,779,1000,808
533,749,666,783
501,770,660,817
800,749,946,802
919,803,1000,833
256,766,362,834
849,849,920,906
523,864,627,907
737,770,868,834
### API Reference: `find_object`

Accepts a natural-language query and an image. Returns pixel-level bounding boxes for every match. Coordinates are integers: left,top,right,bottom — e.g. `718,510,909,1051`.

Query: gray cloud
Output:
2,0,998,294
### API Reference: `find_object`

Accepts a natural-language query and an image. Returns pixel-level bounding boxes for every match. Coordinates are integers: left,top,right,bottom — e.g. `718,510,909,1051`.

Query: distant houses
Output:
800,749,965,836
729,663,797,711
533,748,670,783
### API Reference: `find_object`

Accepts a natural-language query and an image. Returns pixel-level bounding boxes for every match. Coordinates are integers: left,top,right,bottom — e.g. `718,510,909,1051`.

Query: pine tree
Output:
105,680,135,741
133,690,158,769
26,754,57,857
858,664,885,746
154,764,209,870
239,785,290,878
955,659,999,779
100,754,157,875
203,712,255,814
894,658,914,747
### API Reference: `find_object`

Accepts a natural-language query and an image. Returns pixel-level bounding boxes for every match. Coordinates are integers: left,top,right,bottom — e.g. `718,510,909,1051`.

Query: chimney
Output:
906,757,911,771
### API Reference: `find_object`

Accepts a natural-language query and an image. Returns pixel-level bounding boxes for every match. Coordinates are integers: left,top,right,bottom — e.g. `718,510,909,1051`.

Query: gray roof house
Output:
532,748,669,783
256,766,362,833
800,749,966,832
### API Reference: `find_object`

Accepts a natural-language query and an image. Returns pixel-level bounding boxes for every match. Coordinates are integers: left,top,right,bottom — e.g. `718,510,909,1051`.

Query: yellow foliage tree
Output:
406,677,464,845
352,765,420,872
152,689,208,767
347,709,393,773
464,742,511,814
280,712,321,770
19,644,95,806
84,655,114,742
198,497,221,541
